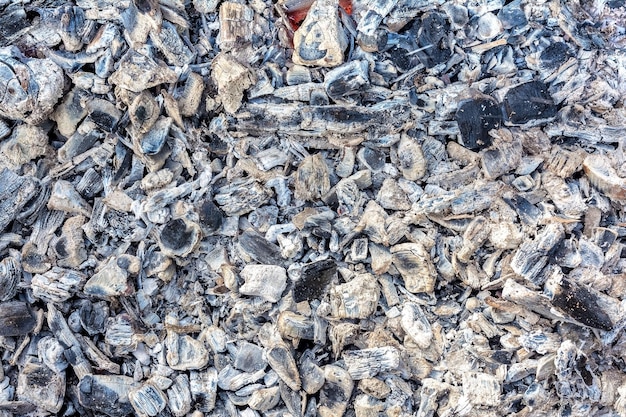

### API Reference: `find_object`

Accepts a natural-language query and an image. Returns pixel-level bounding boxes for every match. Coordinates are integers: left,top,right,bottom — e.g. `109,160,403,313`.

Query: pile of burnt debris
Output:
0,0,626,415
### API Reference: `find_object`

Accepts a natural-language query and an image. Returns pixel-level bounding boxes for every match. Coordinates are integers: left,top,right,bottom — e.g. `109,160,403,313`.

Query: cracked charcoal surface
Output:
503,80,558,125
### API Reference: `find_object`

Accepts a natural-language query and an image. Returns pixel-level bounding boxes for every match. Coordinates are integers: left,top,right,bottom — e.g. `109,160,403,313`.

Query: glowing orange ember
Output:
339,0,352,15
287,7,310,29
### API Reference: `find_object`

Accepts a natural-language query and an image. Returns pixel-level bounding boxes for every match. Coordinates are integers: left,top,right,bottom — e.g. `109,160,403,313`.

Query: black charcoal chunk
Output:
67,131,101,162
16,359,65,413
78,375,137,417
293,259,337,303
90,110,118,132
311,106,372,125
415,11,452,68
498,0,527,29
208,134,229,155
0,301,36,336
158,217,201,257
388,47,420,72
318,365,352,415
491,350,513,364
238,229,284,265
540,42,574,70
198,199,224,233
112,147,133,185
321,384,348,404
503,81,557,124
549,278,613,331
161,219,193,251
455,98,502,151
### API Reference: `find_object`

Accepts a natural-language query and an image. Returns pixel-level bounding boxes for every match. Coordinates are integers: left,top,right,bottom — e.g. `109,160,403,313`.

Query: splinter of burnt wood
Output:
232,100,411,136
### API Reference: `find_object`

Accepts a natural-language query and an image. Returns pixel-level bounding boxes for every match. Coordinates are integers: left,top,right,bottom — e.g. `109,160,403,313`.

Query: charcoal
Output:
324,60,369,101
0,169,38,231
238,229,284,265
455,98,502,151
540,42,574,70
0,301,36,336
78,375,138,417
0,5,30,46
357,147,386,172
498,0,527,29
388,47,420,72
17,359,65,413
293,259,337,303
503,81,558,124
0,1,625,416
158,218,202,257
503,194,543,225
414,11,452,68
198,199,224,234
547,277,613,331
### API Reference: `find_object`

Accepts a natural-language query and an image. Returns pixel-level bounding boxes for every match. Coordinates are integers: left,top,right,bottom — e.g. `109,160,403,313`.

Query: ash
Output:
0,0,626,416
